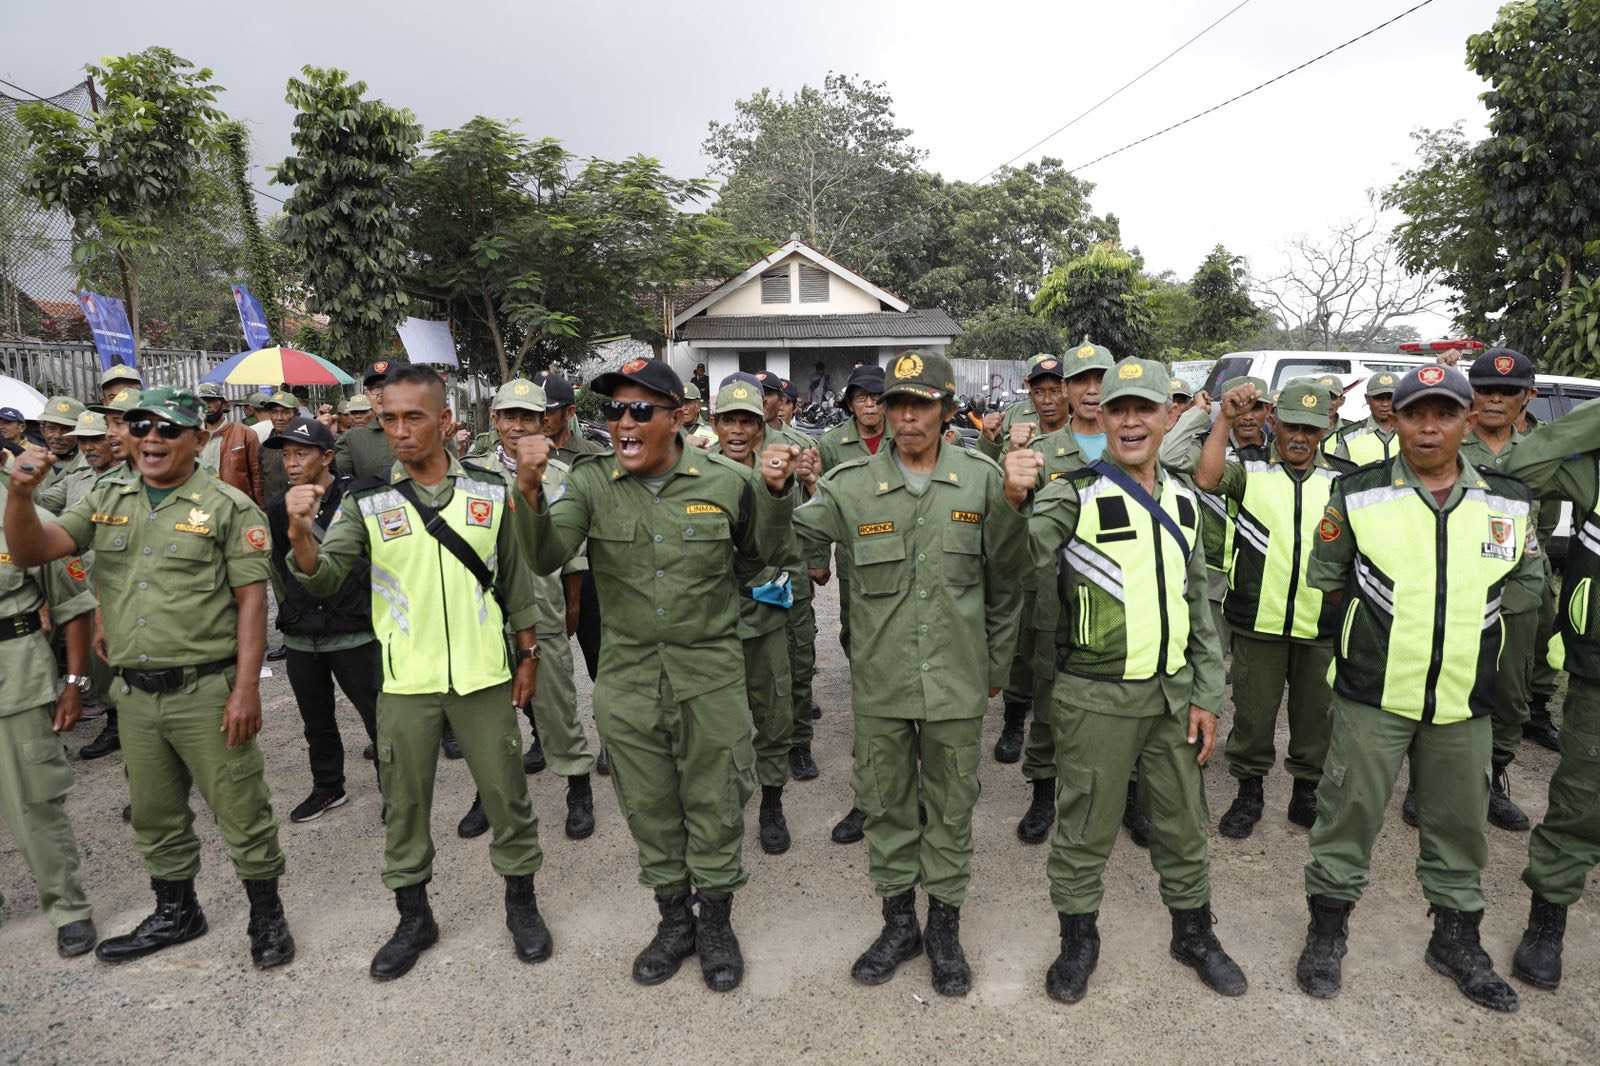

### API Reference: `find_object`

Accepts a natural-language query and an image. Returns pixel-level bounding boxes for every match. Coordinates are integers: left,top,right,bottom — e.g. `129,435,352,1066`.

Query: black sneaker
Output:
441,730,464,760
290,789,348,824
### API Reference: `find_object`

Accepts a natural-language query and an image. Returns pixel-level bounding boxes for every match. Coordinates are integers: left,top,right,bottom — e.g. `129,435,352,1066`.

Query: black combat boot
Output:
1425,905,1518,1012
1488,756,1530,832
369,883,439,981
457,793,489,839
831,806,865,844
1017,777,1056,844
758,785,791,855
596,746,610,776
1402,787,1419,828
1287,777,1319,829
1218,776,1265,839
850,890,922,985
243,878,296,969
1295,895,1352,998
440,725,463,760
993,703,1026,764
632,890,697,985
1045,911,1100,1004
523,728,546,774
924,897,972,997
1511,894,1567,991
95,878,208,963
55,919,97,959
695,893,744,992
1169,906,1248,996
504,874,553,963
78,709,119,760
1123,779,1153,848
565,774,595,840
1522,697,1560,752
787,745,819,781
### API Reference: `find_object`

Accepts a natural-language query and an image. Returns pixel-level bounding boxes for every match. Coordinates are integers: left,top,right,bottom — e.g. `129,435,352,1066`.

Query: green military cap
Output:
1274,380,1331,429
1169,376,1195,400
492,378,547,413
713,380,765,418
38,395,86,427
882,350,957,402
1367,371,1399,397
1064,337,1116,378
1220,375,1271,400
345,394,373,413
1100,357,1170,405
99,363,142,389
683,382,703,402
127,386,205,429
195,382,227,400
67,410,108,437
261,389,298,410
90,388,142,416
1313,373,1344,400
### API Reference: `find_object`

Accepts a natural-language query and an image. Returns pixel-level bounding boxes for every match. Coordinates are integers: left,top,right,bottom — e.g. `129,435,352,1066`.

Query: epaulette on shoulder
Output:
701,451,754,478
1057,465,1101,485
347,475,389,497
956,446,1003,475
820,456,872,484
571,450,612,468
1323,454,1359,476
1235,444,1271,462
1475,464,1532,496
1338,457,1393,488
208,478,258,512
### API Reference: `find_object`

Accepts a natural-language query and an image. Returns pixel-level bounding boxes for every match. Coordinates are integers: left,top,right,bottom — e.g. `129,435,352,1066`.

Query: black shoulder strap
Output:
1091,460,1191,558
391,480,504,611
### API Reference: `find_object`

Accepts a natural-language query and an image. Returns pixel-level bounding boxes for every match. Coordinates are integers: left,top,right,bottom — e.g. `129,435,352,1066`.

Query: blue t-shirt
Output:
1075,432,1107,462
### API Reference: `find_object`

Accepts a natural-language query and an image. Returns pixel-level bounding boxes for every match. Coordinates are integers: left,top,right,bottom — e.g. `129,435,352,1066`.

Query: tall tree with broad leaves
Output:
274,66,421,369
1187,245,1265,350
218,120,283,341
17,46,226,354
1032,244,1155,359
948,306,1064,362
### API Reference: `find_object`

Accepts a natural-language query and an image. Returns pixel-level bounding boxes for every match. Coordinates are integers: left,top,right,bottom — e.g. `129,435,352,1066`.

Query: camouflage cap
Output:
1366,371,1400,397
882,351,957,402
38,395,87,427
127,386,205,429
67,410,108,437
1099,358,1170,406
491,378,547,413
89,388,142,416
99,363,142,388
1063,337,1116,379
713,380,765,419
261,389,298,410
1274,380,1331,429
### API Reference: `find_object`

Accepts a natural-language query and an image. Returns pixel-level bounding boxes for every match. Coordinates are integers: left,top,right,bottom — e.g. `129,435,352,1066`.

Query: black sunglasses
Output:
599,399,678,423
127,419,189,440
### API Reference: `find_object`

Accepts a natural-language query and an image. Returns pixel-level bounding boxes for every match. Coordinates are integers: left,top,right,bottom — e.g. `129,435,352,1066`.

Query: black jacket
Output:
266,477,373,638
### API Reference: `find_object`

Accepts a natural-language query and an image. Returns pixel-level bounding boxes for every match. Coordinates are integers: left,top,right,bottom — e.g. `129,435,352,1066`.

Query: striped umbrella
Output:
202,346,355,387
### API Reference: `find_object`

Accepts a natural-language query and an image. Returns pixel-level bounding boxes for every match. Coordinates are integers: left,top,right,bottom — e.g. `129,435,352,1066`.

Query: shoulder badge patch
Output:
951,510,981,524
857,521,895,537
1318,506,1342,543
243,527,269,552
65,557,88,582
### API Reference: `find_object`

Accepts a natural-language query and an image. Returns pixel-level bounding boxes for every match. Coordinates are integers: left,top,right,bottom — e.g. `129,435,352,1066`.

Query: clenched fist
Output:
5,445,54,498
795,447,822,491
1221,382,1260,424
760,442,800,494
1003,447,1045,508
981,410,1004,442
284,483,326,536
1008,421,1037,452
514,433,552,498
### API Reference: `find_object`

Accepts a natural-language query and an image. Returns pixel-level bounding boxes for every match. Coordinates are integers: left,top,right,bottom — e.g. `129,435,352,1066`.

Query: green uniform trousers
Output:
1225,632,1333,783
787,596,818,747
837,559,853,657
117,670,285,882
0,705,91,926
1022,627,1056,783
1523,675,1600,905
1049,697,1211,914
1492,608,1538,759
1531,577,1561,706
1208,572,1232,664
1305,695,1491,911
377,682,542,890
1002,595,1037,711
598,672,755,895
854,715,982,907
744,627,793,788
526,633,594,776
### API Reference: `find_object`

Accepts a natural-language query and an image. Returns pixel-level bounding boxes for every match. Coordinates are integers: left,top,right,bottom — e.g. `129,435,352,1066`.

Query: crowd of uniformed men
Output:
1,342,1598,1013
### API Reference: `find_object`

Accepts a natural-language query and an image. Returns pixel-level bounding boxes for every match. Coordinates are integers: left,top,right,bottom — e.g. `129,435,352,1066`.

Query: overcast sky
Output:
3,0,1505,334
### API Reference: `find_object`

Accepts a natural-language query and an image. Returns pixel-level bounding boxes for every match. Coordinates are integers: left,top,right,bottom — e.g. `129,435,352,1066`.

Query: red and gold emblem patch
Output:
1418,366,1446,386
244,526,269,551
1494,354,1515,375
1318,506,1342,543
374,361,389,374
66,558,88,582
622,357,651,374
466,498,493,527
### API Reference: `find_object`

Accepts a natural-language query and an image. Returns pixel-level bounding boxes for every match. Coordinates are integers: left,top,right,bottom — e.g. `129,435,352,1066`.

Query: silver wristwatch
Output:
63,673,91,694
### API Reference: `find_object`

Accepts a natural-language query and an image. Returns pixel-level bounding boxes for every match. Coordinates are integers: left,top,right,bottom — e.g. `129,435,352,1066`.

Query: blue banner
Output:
75,291,137,370
231,284,273,350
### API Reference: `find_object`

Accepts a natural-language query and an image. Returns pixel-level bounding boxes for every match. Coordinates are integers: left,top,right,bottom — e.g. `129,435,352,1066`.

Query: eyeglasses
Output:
127,419,188,441
599,400,678,423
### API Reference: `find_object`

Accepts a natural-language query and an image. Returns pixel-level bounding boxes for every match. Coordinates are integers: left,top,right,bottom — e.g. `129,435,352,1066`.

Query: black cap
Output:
781,378,799,401
1468,347,1536,389
263,417,337,451
1024,354,1066,383
720,371,763,391
754,370,784,395
362,358,406,387
838,364,886,409
1393,364,1473,411
590,357,683,404
535,373,577,407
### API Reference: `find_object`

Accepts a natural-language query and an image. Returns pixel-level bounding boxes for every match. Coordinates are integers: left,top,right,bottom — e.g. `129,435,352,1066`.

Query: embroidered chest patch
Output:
950,511,981,524
858,521,895,537
1482,515,1516,561
378,507,413,541
466,498,493,527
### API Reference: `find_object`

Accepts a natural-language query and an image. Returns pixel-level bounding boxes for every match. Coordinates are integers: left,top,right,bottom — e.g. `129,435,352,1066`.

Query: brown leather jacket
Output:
212,419,263,503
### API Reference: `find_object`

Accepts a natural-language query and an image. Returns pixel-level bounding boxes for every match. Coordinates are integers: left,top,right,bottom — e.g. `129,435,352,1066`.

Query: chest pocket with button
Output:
89,529,131,591
586,512,638,575
678,514,731,564
942,523,983,587
852,536,908,596
160,533,221,593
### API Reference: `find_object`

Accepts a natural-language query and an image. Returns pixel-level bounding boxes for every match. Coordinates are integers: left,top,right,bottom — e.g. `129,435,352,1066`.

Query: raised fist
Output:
1008,421,1038,452
4,445,54,498
1002,446,1045,508
981,410,1004,442
515,433,552,496
795,447,822,491
1221,382,1260,423
760,442,799,493
285,483,325,529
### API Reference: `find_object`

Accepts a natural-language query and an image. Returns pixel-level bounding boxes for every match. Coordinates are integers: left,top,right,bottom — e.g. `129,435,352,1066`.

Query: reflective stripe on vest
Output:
1226,461,1338,641
360,476,510,696
1058,474,1199,680
1337,479,1526,722
1558,457,1600,680
1341,428,1396,466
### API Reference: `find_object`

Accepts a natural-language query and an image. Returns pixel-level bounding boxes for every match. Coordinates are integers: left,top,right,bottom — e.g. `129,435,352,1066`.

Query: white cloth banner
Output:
397,317,458,367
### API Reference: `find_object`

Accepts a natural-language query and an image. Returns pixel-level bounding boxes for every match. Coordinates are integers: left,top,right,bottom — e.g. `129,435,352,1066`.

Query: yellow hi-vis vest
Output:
1340,423,1398,465
356,474,511,696
1558,457,1600,680
1335,462,1530,723
1225,450,1342,641
1056,468,1201,680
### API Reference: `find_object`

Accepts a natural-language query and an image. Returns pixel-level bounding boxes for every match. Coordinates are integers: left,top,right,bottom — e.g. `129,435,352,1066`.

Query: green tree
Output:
1188,245,1263,349
948,306,1064,362
1031,244,1154,358
17,47,225,353
273,66,421,368
0,116,55,338
219,120,281,339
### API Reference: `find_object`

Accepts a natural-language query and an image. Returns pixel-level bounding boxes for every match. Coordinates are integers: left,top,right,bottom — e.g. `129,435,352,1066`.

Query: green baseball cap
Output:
1100,358,1170,405
128,386,205,429
90,389,142,416
1274,380,1332,429
882,351,957,402
1169,377,1195,400
1220,375,1271,400
39,395,86,427
99,364,142,388
491,378,547,413
195,382,227,400
345,394,373,413
683,382,703,402
67,410,107,437
713,380,765,419
1366,371,1399,397
261,390,298,410
1064,337,1116,379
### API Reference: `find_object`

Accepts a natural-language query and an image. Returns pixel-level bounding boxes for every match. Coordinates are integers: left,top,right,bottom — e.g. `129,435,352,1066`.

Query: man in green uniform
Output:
1333,373,1399,465
514,357,795,993
3,387,296,970
795,350,1025,998
257,391,297,505
345,394,374,430
99,364,142,406
0,473,98,958
65,411,120,711
34,396,87,514
1296,364,1528,1012
333,361,402,480
456,379,597,842
288,364,550,980
1196,380,1349,838
681,382,716,449
1006,357,1246,1005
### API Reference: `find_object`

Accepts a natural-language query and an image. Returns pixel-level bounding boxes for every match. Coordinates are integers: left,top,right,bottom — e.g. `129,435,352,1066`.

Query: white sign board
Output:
397,317,458,367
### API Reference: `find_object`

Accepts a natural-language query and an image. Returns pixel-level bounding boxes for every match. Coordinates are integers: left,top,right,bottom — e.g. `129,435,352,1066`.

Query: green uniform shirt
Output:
523,438,793,701
812,418,891,568
35,450,89,514
794,441,1026,720
550,430,601,469
1457,427,1550,615
55,465,271,669
1026,468,1225,718
0,484,97,713
465,445,586,637
333,421,397,481
1332,417,1398,465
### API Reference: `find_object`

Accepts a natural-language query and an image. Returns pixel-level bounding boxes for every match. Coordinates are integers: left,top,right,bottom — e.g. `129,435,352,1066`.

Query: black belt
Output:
116,658,234,695
0,610,42,642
